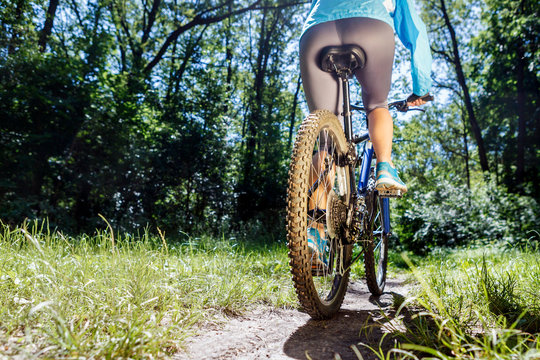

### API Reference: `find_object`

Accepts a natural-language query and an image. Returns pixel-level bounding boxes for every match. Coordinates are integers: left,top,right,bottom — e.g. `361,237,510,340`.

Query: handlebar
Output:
351,94,434,113
350,94,434,144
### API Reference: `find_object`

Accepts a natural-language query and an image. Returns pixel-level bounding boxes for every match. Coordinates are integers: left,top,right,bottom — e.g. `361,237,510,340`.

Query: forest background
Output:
0,0,538,252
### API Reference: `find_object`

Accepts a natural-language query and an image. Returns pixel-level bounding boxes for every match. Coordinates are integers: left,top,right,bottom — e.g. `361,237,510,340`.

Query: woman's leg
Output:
300,21,343,116
368,108,393,166
299,22,343,249
338,18,406,192
337,18,396,165
300,20,343,209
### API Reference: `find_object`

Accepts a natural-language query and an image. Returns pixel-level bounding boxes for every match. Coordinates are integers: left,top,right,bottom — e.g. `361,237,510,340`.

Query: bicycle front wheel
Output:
363,176,390,295
287,110,353,319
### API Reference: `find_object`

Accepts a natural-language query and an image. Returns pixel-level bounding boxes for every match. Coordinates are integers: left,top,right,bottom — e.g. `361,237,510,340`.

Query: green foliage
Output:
0,52,90,221
472,0,540,195
395,178,540,253
0,0,306,236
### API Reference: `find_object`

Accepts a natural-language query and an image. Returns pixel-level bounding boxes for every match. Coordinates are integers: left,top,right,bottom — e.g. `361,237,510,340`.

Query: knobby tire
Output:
286,110,352,319
363,178,389,295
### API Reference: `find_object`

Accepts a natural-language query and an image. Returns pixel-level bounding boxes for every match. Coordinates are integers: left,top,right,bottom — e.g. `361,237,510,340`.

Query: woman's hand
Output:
406,93,433,107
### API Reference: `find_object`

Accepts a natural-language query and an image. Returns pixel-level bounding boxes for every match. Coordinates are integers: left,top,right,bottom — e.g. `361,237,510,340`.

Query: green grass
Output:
2,221,539,359
370,246,540,359
0,221,296,358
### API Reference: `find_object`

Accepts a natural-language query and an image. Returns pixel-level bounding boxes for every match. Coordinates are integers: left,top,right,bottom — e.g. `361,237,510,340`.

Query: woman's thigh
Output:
299,21,343,116
337,17,395,113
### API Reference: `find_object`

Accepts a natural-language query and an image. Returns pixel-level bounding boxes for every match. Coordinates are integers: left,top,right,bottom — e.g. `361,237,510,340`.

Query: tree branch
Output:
69,0,85,30
110,2,136,56
143,0,307,74
142,0,161,45
433,78,463,99
430,45,455,64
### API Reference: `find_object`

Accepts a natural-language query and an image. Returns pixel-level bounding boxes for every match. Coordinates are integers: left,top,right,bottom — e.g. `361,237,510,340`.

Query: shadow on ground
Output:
283,289,405,360
283,310,388,360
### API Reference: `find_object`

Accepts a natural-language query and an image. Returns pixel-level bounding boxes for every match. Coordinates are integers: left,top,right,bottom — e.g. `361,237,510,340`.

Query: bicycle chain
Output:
359,174,376,242
350,194,365,243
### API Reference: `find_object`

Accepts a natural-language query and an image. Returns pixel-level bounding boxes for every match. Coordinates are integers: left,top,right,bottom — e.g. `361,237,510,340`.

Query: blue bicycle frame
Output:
356,139,391,236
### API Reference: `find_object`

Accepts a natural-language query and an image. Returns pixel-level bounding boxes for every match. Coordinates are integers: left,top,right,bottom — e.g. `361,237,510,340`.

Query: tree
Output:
473,0,539,194
425,0,490,173
38,0,59,51
236,0,304,224
0,0,309,234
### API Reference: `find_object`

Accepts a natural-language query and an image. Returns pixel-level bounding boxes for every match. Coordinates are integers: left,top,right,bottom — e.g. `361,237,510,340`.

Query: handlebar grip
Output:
407,93,434,103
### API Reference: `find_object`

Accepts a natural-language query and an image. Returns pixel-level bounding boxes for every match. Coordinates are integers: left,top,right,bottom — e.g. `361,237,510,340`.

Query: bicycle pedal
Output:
378,189,403,198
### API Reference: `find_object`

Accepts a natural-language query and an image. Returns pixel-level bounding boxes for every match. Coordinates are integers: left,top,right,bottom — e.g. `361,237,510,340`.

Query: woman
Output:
300,0,432,263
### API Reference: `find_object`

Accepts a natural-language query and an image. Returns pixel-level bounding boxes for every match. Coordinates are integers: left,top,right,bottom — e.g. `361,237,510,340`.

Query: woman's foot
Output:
375,162,407,193
307,226,328,269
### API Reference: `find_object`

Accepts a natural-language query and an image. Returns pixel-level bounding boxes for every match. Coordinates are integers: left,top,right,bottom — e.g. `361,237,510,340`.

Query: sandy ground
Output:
174,277,413,360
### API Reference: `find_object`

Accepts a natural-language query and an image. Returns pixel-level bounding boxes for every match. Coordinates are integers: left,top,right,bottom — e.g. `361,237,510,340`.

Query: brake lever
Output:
394,101,409,112
407,107,426,112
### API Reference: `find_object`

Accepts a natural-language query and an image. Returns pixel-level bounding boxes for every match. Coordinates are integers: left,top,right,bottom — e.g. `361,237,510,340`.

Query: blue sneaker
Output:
307,227,328,269
375,162,408,194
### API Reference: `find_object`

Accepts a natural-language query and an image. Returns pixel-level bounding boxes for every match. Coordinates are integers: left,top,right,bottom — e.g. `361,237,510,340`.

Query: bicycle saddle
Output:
319,45,366,78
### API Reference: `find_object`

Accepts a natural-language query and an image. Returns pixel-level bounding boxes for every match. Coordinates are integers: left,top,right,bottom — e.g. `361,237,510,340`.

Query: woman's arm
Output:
393,0,432,96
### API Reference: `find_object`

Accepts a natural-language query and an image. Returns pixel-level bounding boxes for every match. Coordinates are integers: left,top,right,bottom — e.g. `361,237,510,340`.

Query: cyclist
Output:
300,0,432,264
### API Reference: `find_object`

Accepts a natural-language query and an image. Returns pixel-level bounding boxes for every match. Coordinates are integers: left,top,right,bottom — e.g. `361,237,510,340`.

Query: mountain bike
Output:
286,45,432,319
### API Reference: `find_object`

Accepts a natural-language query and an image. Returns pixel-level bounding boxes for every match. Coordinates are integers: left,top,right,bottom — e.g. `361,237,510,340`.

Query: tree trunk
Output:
244,7,281,164
515,42,526,191
39,0,59,52
462,112,470,191
8,0,25,54
439,0,490,173
244,7,269,175
223,0,234,113
288,75,302,150
165,36,178,103
226,0,234,86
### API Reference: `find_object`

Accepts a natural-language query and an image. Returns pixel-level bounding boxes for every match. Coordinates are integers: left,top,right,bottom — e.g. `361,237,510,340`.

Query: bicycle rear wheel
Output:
287,110,353,319
363,174,390,295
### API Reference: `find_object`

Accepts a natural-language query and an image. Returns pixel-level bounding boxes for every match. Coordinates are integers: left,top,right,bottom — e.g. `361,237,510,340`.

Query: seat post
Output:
340,75,353,141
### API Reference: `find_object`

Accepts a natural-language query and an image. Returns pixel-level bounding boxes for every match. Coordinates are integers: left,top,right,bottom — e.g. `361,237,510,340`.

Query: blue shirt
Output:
302,0,432,95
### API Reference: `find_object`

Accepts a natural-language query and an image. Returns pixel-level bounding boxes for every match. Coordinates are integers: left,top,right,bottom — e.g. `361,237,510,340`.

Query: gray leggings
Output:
299,17,395,117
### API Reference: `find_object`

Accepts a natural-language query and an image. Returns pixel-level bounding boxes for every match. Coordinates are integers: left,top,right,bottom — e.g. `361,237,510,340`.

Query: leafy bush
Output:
396,178,540,253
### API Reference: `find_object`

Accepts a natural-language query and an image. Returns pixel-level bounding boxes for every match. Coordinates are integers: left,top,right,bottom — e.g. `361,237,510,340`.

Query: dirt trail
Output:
174,278,412,360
